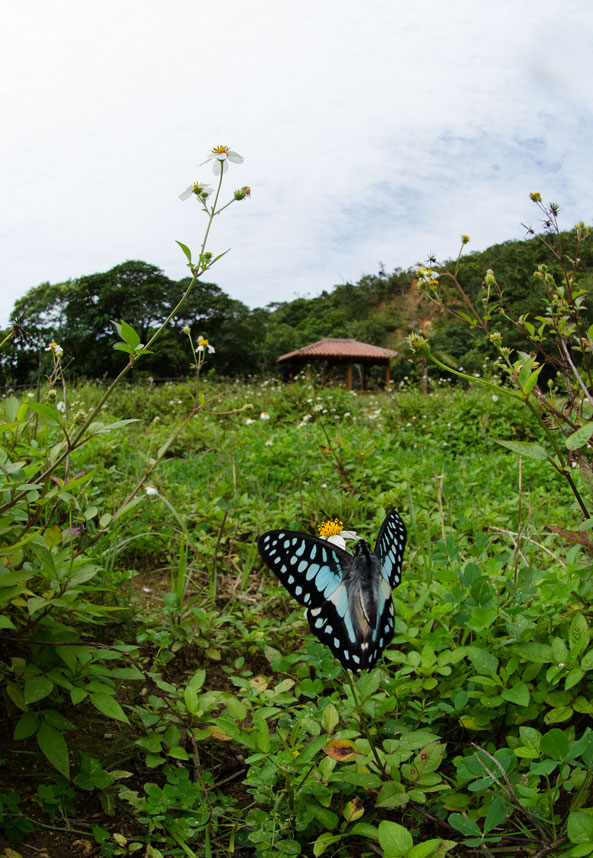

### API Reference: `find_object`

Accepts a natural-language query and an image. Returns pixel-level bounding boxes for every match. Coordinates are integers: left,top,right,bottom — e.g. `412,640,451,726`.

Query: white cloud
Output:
1,0,592,326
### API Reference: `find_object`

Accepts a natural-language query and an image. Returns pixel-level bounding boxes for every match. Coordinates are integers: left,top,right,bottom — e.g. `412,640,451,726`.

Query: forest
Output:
4,225,593,386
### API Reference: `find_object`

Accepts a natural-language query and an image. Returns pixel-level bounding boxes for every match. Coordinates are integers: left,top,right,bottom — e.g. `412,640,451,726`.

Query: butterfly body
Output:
258,509,406,671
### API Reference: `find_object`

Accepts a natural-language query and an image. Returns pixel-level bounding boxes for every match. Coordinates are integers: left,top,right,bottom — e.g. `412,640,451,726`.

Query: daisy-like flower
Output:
145,484,159,497
179,181,214,202
245,418,255,425
196,337,215,354
317,517,358,550
264,439,273,446
260,411,270,420
46,341,64,358
56,401,66,413
200,145,244,175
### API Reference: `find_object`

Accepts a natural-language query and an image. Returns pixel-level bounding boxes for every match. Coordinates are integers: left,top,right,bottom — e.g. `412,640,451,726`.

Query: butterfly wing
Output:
258,530,365,669
374,508,407,589
257,530,351,610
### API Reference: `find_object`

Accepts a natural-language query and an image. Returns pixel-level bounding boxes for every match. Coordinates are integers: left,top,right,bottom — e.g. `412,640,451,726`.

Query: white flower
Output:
492,394,499,402
56,401,66,413
260,412,270,420
46,341,64,358
313,403,324,412
200,145,244,175
145,484,159,497
264,439,273,446
179,181,214,202
245,418,255,425
317,517,359,550
196,337,215,354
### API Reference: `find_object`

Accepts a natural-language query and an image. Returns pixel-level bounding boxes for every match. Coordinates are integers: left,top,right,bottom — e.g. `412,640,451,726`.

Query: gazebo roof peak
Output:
277,337,397,362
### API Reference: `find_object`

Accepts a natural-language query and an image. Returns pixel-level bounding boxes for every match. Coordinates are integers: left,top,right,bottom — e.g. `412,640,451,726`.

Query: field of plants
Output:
1,371,592,858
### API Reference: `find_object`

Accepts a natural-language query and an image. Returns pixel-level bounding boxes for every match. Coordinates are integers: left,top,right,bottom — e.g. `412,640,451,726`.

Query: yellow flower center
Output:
317,518,343,538
49,341,58,348
212,145,229,154
198,337,209,346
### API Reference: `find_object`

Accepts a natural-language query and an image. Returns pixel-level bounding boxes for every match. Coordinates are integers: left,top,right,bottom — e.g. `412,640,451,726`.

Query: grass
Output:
2,377,592,858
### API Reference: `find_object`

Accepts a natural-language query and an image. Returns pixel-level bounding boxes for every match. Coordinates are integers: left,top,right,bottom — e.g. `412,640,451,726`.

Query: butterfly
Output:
258,509,406,671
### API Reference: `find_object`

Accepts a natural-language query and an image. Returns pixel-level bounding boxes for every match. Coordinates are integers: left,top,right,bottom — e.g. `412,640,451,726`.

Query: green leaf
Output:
467,647,498,675
90,693,129,723
566,422,593,450
448,813,482,838
567,810,593,845
541,728,570,760
37,722,70,778
484,796,506,833
27,401,62,426
176,240,193,263
570,614,589,658
24,676,54,704
493,439,549,460
378,820,413,857
501,682,530,707
118,319,141,348
13,710,40,740
253,711,271,753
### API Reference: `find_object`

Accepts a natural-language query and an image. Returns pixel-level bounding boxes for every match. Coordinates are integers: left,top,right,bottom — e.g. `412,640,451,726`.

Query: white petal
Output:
179,185,194,201
227,150,244,164
340,530,358,540
327,534,346,549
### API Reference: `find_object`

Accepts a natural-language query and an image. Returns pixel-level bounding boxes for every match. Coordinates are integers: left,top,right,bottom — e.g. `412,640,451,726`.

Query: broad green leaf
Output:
541,728,569,760
27,401,62,426
570,614,589,657
119,319,141,348
321,702,339,733
493,439,549,459
448,813,482,837
253,711,271,753
501,682,530,707
567,810,593,844
467,647,498,675
408,840,457,858
566,422,593,450
512,642,553,663
24,676,54,704
37,722,70,778
90,693,129,723
313,833,341,857
582,650,593,671
309,804,339,831
484,796,506,833
13,710,40,740
378,820,413,856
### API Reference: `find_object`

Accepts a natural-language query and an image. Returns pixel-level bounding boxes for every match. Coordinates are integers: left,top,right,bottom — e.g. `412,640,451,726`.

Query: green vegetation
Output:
0,375,592,857
3,182,593,857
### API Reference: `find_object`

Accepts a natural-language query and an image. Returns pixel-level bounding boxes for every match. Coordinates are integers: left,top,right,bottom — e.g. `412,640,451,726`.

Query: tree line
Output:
3,227,593,385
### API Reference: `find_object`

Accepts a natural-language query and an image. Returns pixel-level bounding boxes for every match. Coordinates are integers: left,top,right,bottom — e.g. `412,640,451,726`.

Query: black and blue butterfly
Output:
258,509,406,671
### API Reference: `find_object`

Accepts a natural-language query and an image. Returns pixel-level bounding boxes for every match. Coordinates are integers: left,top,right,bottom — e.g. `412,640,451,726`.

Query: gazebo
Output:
277,338,398,391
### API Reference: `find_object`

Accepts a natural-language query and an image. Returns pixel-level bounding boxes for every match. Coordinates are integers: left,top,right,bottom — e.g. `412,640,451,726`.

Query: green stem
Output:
344,669,385,775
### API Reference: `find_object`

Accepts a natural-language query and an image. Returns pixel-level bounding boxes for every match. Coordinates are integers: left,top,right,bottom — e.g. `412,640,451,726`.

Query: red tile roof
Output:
277,338,398,362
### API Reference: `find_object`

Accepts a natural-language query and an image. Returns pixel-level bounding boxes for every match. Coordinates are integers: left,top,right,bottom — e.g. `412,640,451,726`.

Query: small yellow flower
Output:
317,518,358,549
318,518,344,539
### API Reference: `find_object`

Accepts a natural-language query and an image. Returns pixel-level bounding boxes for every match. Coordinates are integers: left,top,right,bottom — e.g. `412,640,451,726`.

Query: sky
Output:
2,0,593,328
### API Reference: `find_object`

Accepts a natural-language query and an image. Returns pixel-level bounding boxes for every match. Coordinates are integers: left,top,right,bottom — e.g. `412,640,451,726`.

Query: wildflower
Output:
313,403,324,412
317,517,358,550
264,439,273,446
492,394,499,402
200,145,244,175
301,414,312,422
260,411,270,420
182,325,191,335
179,180,214,202
530,191,542,203
197,337,215,354
145,484,159,497
245,418,255,425
56,401,66,413
234,186,251,201
461,234,470,245
46,341,64,358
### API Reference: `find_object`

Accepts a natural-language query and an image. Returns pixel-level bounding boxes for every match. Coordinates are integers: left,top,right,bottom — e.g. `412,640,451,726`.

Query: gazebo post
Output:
385,363,390,388
346,362,353,391
306,363,311,379
362,364,368,391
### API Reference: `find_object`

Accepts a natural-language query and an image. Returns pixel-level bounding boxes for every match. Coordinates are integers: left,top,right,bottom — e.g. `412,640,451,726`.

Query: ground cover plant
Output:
1,175,593,857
